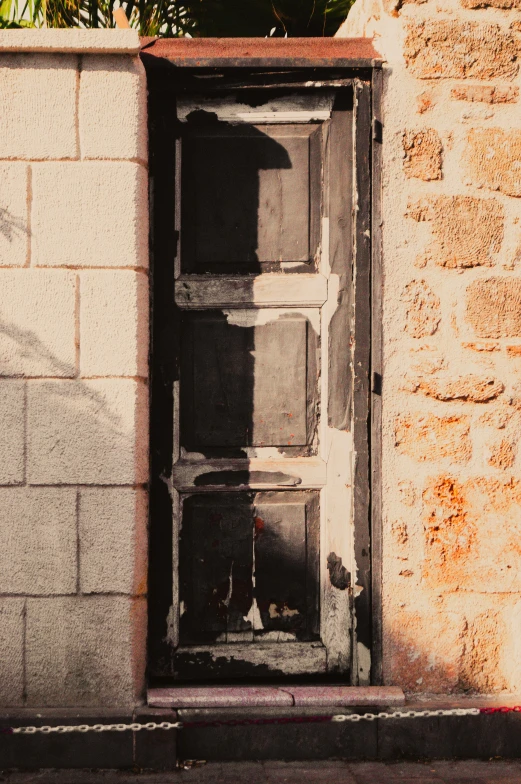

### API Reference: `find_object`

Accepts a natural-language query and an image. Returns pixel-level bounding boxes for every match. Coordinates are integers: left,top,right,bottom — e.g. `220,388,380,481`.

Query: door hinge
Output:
372,118,383,143
372,372,382,395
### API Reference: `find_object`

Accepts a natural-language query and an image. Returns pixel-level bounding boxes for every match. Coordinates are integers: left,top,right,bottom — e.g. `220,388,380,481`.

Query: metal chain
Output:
331,708,482,722
13,721,182,735
8,707,491,735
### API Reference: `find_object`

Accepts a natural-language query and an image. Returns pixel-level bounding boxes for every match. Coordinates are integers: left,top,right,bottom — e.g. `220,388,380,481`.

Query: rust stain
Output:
140,36,382,65
254,516,264,538
423,476,477,581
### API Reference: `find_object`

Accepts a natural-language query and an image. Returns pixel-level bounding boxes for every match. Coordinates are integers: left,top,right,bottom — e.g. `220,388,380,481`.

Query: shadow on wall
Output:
0,314,147,707
0,207,27,244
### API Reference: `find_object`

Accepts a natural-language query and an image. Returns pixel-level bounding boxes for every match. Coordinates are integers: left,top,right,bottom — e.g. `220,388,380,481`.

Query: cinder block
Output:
0,270,76,377
0,488,76,594
0,381,24,484
80,270,148,377
79,487,147,594
27,379,148,484
26,596,147,707
0,598,24,706
79,55,147,161
0,54,77,159
0,164,29,267
32,162,148,269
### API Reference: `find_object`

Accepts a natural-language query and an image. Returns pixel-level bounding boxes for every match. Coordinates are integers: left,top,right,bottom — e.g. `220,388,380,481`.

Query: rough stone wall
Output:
338,0,521,693
0,30,149,708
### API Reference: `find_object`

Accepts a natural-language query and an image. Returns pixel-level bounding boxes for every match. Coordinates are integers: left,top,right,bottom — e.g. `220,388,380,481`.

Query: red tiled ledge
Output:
148,686,405,709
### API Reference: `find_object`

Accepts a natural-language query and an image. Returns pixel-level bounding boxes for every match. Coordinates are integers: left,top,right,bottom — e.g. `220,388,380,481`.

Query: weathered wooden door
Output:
149,79,373,684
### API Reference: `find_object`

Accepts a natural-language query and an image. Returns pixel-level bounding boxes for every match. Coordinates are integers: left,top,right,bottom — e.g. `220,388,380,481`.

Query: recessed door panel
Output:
182,125,321,272
179,491,320,649
182,312,314,451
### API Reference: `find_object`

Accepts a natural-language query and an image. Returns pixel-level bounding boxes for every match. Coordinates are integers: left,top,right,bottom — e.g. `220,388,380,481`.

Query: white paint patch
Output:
243,597,264,630
164,604,177,647
177,93,334,124
357,642,371,685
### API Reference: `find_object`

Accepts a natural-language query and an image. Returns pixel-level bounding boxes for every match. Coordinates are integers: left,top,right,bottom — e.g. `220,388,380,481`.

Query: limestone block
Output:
395,414,472,463
32,162,148,268
80,56,147,161
406,374,504,403
0,381,24,484
0,54,77,159
79,487,147,594
404,21,518,80
404,19,519,80
80,270,148,377
384,598,463,692
466,129,521,198
401,280,441,338
451,84,519,103
464,0,521,7
466,278,521,338
0,487,76,594
27,379,148,485
0,164,29,267
0,598,24,706
488,438,516,469
0,270,76,377
407,196,503,268
403,129,442,181
26,596,146,707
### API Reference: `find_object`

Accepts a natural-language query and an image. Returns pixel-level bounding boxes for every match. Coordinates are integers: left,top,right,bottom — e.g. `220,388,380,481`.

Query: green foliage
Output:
178,0,354,37
1,0,353,36
0,0,41,27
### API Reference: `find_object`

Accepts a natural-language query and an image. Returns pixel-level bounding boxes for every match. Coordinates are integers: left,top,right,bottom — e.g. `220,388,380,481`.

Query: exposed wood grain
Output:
182,124,318,271
328,90,354,431
254,491,319,639
352,80,373,686
319,90,355,677
182,313,314,450
180,493,254,644
174,642,327,680
175,274,328,309
252,318,308,447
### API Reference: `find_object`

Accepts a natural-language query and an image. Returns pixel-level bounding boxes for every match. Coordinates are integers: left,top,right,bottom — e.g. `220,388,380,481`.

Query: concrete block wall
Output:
0,30,148,708
339,0,521,694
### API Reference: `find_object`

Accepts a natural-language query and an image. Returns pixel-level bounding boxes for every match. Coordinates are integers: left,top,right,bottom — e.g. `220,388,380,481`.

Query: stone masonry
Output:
0,30,148,707
338,0,521,693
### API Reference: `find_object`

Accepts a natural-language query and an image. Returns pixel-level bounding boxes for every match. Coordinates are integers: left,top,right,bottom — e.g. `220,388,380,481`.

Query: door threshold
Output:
148,685,404,709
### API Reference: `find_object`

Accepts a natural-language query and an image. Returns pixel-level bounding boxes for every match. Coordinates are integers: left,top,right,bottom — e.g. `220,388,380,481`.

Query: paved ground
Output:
2,761,521,783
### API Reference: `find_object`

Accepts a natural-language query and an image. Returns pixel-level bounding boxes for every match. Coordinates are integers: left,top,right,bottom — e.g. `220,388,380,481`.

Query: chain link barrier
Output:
5,705,519,735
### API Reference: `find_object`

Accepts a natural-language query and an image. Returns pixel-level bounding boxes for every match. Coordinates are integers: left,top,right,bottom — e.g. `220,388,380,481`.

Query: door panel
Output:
155,86,359,681
181,312,316,451
182,124,322,273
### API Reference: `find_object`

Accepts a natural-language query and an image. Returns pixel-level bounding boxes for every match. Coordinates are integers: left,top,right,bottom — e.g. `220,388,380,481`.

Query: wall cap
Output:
0,29,141,54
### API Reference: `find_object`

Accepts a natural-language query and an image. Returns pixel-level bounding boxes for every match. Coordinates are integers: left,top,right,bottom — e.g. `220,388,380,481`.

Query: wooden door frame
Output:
142,45,383,686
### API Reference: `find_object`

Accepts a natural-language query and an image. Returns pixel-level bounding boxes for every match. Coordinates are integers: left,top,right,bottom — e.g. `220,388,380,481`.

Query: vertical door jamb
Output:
351,78,373,686
370,65,384,686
